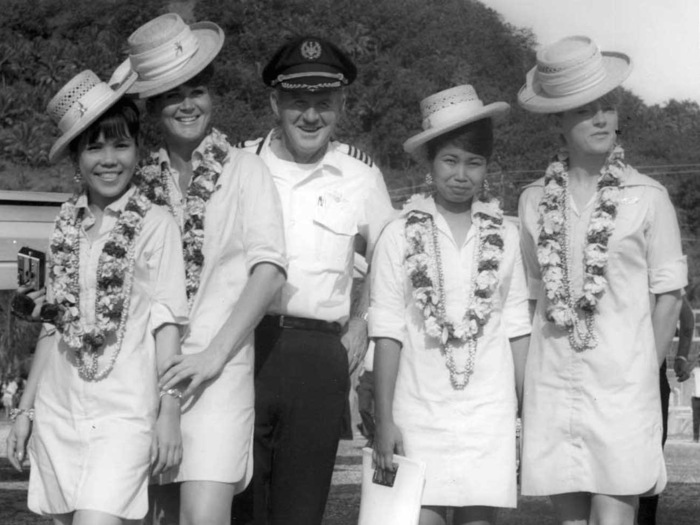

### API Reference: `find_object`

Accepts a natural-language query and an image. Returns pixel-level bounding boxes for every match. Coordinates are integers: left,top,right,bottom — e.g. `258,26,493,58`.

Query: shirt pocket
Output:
313,203,357,272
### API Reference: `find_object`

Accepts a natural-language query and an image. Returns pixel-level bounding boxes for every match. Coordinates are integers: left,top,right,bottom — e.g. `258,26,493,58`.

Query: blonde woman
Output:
517,36,686,525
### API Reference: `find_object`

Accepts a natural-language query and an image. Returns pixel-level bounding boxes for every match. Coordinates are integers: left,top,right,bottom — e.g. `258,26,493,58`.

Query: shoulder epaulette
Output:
343,144,374,168
234,138,264,150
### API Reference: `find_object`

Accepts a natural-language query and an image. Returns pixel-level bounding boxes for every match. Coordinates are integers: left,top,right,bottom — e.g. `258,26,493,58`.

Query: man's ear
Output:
270,90,281,119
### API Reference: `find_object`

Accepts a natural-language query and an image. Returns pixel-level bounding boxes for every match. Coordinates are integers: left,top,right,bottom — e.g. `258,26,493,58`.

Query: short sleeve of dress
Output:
357,167,396,263
235,150,288,274
501,223,531,339
646,186,687,294
518,185,543,300
368,219,407,345
147,210,189,333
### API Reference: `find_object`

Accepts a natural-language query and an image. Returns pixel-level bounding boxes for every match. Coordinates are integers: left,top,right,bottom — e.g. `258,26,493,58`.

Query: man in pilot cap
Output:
232,36,394,524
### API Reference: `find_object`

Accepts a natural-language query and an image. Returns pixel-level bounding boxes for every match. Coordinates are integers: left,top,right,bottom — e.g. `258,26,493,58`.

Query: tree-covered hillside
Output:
2,0,700,277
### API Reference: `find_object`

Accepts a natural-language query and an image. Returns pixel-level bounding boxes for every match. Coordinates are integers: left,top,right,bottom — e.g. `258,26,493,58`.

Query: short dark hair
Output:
426,118,494,161
185,64,215,88
69,98,140,156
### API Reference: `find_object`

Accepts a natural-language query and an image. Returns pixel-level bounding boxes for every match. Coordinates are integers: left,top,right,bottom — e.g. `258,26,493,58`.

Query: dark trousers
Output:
232,324,349,525
692,396,700,441
637,362,670,525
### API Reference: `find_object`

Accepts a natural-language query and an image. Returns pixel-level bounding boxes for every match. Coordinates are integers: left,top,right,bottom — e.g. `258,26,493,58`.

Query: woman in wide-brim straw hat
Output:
6,69,189,524
517,36,686,524
371,85,531,525
113,12,287,525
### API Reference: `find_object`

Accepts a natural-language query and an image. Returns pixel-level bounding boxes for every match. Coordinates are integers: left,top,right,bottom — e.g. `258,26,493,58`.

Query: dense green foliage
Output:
1,0,700,259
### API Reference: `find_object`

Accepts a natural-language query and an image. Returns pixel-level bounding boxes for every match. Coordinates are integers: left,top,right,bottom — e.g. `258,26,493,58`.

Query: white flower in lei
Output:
133,128,229,308
404,194,505,390
536,144,625,351
49,189,152,381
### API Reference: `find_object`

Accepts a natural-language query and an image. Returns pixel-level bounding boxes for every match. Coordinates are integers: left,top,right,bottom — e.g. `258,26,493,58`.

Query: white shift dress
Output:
518,166,687,496
153,134,287,490
28,188,189,519
369,195,530,507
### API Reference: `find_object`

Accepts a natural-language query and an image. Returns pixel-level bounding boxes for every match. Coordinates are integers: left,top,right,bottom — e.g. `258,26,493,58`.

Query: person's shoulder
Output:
622,165,666,192
332,141,380,174
233,137,265,154
142,198,177,229
518,176,545,207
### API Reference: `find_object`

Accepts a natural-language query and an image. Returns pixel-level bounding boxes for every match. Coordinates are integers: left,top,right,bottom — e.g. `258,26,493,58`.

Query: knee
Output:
181,503,231,525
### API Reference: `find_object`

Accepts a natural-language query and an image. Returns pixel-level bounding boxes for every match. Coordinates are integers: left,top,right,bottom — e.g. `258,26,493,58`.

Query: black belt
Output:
261,315,342,335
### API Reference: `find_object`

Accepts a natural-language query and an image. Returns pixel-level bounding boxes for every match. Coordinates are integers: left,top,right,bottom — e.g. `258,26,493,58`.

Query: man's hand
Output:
341,318,369,374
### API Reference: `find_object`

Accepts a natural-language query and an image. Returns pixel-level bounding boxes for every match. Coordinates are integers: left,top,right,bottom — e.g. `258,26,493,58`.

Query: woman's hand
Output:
674,356,693,382
6,415,32,472
158,350,227,400
151,403,182,476
372,419,404,472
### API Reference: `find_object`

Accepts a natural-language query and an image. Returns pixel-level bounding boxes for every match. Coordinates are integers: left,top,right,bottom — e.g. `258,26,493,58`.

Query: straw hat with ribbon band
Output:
518,35,633,114
403,85,510,163
47,70,137,163
110,13,224,99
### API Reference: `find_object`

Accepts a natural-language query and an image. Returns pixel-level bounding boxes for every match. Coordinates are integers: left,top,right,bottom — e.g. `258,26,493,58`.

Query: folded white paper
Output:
357,447,426,525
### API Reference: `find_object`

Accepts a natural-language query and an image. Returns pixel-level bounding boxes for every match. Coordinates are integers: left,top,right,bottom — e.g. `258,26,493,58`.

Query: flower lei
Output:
134,128,229,308
404,195,504,390
537,144,625,351
49,189,151,381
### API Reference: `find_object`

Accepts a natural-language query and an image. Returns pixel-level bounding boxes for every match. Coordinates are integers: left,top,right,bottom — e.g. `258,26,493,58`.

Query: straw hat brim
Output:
122,22,224,100
49,72,138,163
403,101,510,162
517,52,632,114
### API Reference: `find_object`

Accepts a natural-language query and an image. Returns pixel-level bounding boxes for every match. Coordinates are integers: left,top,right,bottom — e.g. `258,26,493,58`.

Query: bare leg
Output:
454,505,496,525
419,505,448,525
72,510,140,525
180,480,236,525
52,513,73,525
551,492,591,525
589,494,635,525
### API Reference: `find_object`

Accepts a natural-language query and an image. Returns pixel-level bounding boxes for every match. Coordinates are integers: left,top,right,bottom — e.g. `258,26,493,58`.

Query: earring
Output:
425,172,434,186
481,178,492,200
73,166,82,184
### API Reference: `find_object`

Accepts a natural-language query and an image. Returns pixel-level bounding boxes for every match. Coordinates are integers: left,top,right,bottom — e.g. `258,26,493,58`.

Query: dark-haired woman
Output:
111,13,287,525
517,36,686,525
6,70,189,525
371,85,530,525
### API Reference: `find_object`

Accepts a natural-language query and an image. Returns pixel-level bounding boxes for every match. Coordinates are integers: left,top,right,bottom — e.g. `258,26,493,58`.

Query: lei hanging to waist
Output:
536,144,625,351
134,128,229,308
404,195,504,390
49,188,152,381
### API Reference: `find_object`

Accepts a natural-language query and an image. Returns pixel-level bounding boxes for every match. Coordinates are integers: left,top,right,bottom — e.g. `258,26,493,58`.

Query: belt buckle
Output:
277,315,286,328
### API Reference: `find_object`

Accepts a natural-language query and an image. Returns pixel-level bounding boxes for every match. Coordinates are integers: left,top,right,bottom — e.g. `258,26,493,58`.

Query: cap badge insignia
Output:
300,40,322,60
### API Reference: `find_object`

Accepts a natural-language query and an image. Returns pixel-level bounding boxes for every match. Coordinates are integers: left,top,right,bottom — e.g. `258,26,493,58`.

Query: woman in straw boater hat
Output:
112,13,287,525
371,85,531,525
517,36,686,524
5,70,189,524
